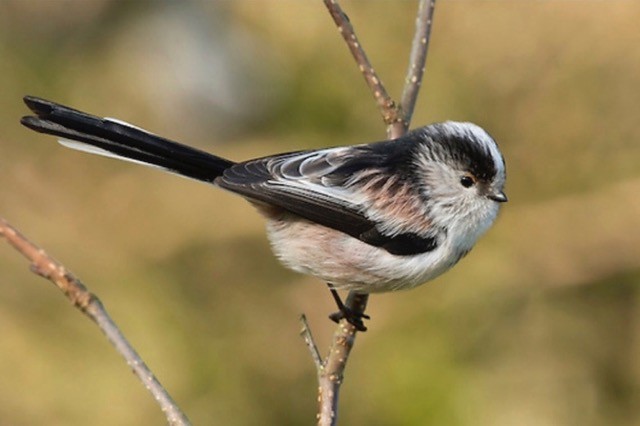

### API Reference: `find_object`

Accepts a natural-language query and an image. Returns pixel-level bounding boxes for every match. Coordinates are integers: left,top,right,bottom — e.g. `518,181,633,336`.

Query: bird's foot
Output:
328,306,370,332
326,285,370,331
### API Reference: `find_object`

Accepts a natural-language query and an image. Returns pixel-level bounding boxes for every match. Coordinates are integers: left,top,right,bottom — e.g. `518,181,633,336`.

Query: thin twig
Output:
307,1,437,424
322,0,402,130
0,217,191,426
300,314,324,371
399,0,437,134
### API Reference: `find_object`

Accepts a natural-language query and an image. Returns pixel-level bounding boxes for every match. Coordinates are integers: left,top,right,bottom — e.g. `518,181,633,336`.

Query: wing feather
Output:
217,139,440,255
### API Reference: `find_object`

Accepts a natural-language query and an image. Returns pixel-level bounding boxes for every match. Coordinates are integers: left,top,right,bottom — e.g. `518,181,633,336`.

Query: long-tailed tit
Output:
21,96,507,330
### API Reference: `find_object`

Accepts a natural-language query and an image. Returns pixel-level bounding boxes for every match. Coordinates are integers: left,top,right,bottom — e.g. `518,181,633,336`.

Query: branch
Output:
0,217,191,426
322,0,402,131
399,0,437,135
300,314,324,371
301,293,368,426
306,1,438,424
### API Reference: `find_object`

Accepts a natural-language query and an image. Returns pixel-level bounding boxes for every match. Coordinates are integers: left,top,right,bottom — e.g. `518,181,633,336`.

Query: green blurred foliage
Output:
1,1,640,425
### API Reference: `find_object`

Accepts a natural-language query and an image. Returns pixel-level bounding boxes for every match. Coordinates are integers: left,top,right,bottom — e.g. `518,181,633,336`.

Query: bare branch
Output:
308,1,437,424
317,292,367,426
317,324,355,426
400,0,437,132
0,217,191,426
300,314,324,371
322,0,402,130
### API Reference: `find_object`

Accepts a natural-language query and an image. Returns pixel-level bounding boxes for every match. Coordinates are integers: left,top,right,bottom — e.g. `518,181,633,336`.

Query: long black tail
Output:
21,96,235,183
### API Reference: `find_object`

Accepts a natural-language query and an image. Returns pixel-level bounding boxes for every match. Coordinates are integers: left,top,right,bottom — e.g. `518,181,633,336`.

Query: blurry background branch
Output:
0,218,191,426
305,1,437,425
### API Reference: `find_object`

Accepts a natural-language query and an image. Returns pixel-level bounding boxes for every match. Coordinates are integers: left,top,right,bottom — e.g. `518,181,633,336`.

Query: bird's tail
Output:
21,96,235,183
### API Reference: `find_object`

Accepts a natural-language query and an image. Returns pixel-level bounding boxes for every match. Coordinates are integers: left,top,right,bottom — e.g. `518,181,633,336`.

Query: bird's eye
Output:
460,175,475,188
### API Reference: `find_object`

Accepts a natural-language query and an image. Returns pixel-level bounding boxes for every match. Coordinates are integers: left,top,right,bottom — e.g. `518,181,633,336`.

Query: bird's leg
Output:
327,284,370,331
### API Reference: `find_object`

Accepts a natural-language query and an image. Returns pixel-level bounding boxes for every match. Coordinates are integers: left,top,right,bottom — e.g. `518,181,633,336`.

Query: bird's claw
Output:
329,308,370,332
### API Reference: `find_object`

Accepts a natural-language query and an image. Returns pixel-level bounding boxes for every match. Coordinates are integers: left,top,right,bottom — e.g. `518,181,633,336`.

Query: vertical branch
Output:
317,293,367,426
399,0,437,136
316,322,358,426
305,1,438,424
0,218,191,426
302,294,368,426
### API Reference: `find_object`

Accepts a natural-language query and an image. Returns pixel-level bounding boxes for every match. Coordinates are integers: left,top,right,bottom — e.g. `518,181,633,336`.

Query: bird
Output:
21,96,507,331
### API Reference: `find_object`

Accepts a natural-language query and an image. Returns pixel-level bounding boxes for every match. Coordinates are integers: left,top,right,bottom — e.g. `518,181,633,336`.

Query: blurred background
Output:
1,1,639,425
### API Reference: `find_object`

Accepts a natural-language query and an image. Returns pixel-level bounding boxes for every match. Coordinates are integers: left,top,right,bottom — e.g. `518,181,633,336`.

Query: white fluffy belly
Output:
265,217,462,293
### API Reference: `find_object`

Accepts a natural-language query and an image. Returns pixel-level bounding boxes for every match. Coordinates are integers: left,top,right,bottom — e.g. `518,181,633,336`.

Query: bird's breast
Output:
263,215,461,293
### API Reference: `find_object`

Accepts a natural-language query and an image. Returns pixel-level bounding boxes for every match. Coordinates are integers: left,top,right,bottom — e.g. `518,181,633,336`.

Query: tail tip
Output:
20,115,38,128
23,96,54,116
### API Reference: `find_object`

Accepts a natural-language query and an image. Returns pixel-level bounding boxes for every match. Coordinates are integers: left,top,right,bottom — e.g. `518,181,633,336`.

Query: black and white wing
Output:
217,138,439,255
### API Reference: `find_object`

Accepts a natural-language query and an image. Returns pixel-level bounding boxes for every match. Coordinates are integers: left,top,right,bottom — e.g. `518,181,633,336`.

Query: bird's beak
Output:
487,191,508,203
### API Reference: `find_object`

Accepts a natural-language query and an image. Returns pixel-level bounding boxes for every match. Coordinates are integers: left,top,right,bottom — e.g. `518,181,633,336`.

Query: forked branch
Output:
322,0,436,139
305,1,437,425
